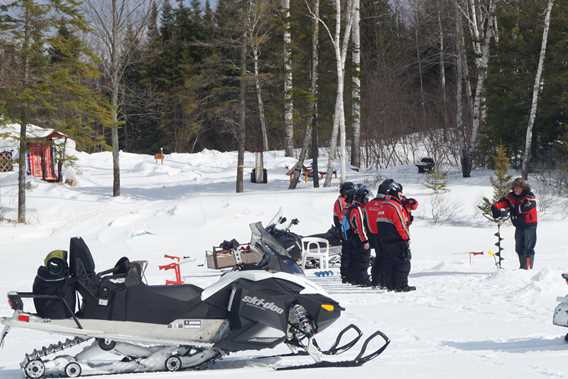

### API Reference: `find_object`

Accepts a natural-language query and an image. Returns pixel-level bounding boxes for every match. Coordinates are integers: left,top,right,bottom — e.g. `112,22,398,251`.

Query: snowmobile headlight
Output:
321,304,335,312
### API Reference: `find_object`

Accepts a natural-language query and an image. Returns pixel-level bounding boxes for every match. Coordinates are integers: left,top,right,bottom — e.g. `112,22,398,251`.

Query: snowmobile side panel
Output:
201,271,331,300
214,320,286,352
1,313,226,346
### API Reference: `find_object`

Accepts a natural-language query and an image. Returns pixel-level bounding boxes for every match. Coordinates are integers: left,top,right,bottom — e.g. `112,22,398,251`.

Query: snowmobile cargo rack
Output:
205,245,260,269
7,291,83,329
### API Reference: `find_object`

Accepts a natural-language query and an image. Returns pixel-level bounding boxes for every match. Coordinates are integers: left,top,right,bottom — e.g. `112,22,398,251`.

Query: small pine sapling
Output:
478,145,512,219
424,166,448,193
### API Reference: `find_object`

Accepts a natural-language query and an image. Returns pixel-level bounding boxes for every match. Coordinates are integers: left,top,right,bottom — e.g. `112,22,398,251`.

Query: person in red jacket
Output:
491,177,537,269
348,185,371,286
366,185,418,289
334,182,355,282
366,179,418,292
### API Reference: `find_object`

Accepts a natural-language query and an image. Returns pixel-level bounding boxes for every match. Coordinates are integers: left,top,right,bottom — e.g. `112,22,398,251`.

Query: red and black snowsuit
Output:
365,194,416,290
348,201,371,285
493,190,537,269
364,198,384,287
334,195,352,281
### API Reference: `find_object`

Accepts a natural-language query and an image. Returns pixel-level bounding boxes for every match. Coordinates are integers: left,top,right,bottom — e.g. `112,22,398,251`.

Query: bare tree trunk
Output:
414,0,426,125
461,0,496,177
237,27,247,193
253,46,269,152
111,0,121,197
87,0,153,196
438,0,448,131
17,4,31,224
522,0,554,179
289,0,320,190
282,0,294,157
311,0,321,189
455,0,464,142
351,0,361,170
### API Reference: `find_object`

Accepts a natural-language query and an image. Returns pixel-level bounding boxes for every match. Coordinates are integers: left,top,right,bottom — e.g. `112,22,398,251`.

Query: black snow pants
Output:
514,225,537,269
350,239,371,285
370,237,384,287
382,240,411,291
340,239,354,282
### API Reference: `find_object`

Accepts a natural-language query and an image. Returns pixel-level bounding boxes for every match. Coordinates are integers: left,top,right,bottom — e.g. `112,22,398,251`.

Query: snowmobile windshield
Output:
265,208,283,229
249,222,289,258
249,222,304,275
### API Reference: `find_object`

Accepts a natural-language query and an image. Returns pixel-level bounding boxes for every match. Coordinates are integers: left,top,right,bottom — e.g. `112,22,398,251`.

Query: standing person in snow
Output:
334,182,355,283
369,179,418,292
348,185,372,286
366,183,418,289
491,178,538,269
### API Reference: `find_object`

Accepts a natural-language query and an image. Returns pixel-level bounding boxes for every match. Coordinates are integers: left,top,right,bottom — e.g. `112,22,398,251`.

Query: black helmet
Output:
353,184,370,203
339,181,355,197
377,179,403,198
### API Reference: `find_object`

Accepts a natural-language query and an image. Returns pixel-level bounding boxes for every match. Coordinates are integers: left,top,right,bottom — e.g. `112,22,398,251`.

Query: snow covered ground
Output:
1,147,568,379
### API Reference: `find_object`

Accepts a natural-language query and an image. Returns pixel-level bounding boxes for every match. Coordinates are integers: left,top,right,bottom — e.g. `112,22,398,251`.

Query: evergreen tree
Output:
424,167,448,193
0,0,110,223
478,145,513,219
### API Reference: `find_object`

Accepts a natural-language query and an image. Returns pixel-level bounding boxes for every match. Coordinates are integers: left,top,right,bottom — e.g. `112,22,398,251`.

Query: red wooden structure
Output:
26,131,68,182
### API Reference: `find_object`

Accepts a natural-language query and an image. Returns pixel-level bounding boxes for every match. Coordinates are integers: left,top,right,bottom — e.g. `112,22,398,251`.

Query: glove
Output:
402,197,419,211
491,205,501,219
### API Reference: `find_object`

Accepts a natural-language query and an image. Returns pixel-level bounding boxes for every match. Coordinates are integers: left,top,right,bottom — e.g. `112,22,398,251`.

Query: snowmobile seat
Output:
145,284,203,302
119,283,223,324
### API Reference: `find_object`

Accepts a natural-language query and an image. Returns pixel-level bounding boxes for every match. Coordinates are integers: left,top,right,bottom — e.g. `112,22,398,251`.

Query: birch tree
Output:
308,0,356,186
459,0,498,177
351,0,361,170
282,0,294,157
86,0,153,197
246,0,273,153
521,0,554,179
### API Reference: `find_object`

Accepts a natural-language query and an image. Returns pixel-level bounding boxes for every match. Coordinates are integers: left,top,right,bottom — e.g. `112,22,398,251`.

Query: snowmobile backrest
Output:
69,237,96,278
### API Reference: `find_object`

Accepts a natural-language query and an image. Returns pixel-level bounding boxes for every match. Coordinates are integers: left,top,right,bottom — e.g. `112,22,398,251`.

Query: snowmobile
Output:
265,212,342,265
552,273,568,341
1,224,389,378
208,210,342,271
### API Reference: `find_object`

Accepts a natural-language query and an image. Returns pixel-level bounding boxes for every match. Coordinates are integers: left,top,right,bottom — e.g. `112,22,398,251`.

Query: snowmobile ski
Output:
275,330,390,370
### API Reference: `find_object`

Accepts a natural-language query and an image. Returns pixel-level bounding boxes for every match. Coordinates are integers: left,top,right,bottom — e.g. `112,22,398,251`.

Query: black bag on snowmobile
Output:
32,250,76,319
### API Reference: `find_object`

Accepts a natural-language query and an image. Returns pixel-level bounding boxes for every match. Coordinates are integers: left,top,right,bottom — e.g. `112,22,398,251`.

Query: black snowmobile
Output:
265,213,342,265
1,226,389,378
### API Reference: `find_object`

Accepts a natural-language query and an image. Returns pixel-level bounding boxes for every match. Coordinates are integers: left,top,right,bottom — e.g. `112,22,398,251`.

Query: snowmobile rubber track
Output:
21,336,90,378
276,329,390,370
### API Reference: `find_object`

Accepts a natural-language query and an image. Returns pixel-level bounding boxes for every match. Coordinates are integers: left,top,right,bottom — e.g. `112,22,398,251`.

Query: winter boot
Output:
395,286,416,292
526,256,534,270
